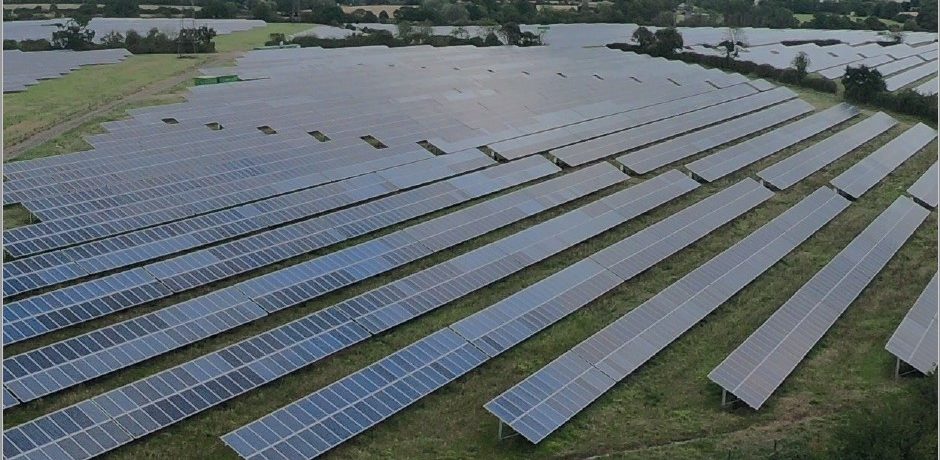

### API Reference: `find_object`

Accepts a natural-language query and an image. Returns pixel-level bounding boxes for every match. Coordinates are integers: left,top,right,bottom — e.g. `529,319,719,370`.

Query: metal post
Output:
895,357,901,379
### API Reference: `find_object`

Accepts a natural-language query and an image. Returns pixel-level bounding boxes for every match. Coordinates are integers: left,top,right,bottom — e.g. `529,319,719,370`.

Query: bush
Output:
843,65,887,103
4,39,19,50
17,39,54,51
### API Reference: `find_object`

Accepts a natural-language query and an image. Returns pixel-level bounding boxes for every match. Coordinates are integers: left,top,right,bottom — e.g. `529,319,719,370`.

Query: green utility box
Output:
194,75,219,86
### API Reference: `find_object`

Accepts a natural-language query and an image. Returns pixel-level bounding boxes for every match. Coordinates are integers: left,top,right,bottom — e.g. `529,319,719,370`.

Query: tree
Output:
791,51,810,81
916,0,937,31
103,0,139,18
76,0,97,18
483,31,501,46
378,10,389,22
197,0,237,18
631,26,655,51
842,65,886,103
653,11,676,27
396,20,414,39
651,27,683,56
52,17,95,50
499,22,522,45
251,0,276,21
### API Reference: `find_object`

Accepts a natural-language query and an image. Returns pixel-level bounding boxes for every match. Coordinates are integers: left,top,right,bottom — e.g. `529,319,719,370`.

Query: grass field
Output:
1,37,937,459
3,23,314,150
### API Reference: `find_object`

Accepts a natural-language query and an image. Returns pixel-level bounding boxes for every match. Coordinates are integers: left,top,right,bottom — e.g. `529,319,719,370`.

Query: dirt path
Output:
3,51,239,161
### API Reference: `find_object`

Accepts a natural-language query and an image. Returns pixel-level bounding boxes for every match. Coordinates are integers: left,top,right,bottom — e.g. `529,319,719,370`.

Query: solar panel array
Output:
1,163,635,404
4,49,131,93
2,18,265,41
2,169,721,459
2,150,493,297
551,87,798,167
830,123,937,199
907,161,939,209
885,61,939,91
708,196,929,410
617,99,814,174
3,37,935,460
885,273,939,375
220,178,772,459
486,186,846,443
2,157,555,345
757,112,898,190
685,103,860,182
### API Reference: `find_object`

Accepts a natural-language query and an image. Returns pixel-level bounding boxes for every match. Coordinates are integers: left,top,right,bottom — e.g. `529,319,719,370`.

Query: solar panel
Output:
907,161,938,209
218,178,774,459
3,389,18,410
757,112,898,190
685,103,860,182
486,186,845,443
830,123,937,199
3,149,432,257
617,99,813,174
552,87,797,167
709,196,928,409
2,151,494,298
3,400,132,459
3,290,266,403
914,77,938,96
885,61,939,91
885,273,939,375
1,164,623,401
491,83,757,160
2,158,556,344
2,268,173,345
221,329,487,459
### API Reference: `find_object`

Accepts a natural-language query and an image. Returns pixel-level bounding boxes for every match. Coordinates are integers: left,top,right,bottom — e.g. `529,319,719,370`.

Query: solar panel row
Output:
708,196,928,409
490,83,759,161
685,103,860,182
2,163,628,403
907,161,938,209
757,112,898,190
552,87,798,167
3,148,433,257
885,61,938,91
617,99,814,174
0,166,691,459
3,158,557,345
485,186,845,443
3,151,494,297
219,178,772,459
885,273,939,375
830,123,937,199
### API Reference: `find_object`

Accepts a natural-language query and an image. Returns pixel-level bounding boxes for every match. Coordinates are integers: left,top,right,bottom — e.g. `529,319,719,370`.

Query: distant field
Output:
2,3,202,9
794,12,902,27
3,23,311,150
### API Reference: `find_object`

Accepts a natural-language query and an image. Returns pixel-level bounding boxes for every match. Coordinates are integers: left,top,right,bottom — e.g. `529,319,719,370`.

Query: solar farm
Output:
2,23,939,460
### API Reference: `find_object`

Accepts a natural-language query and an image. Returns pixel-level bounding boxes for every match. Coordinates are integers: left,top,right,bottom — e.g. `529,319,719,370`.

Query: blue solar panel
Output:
3,389,19,410
3,151,493,297
3,290,266,403
487,186,849,443
3,268,172,345
2,158,556,344
221,329,486,460
1,162,609,402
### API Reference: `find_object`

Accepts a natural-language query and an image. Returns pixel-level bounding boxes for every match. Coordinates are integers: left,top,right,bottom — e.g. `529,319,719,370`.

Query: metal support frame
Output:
497,421,521,441
720,389,739,407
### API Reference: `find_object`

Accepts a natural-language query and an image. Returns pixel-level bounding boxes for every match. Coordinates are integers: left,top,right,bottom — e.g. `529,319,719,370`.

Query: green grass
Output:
3,54,211,148
1,52,936,459
2,23,317,150
213,23,315,53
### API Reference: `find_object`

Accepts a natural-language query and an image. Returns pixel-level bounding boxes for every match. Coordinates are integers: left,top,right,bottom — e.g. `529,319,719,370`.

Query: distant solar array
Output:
2,18,265,41
2,41,936,460
3,49,131,93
